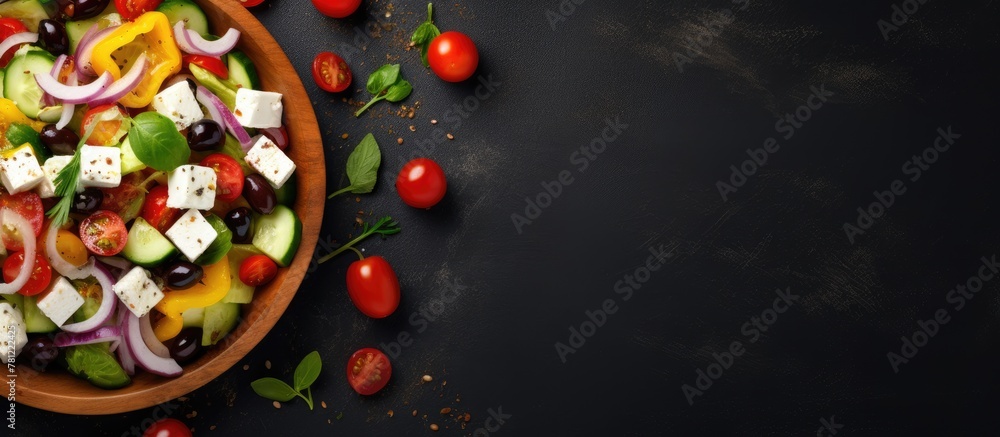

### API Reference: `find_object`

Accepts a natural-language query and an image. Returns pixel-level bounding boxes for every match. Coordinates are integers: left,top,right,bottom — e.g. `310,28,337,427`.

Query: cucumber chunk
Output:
202,301,239,346
251,205,301,267
157,0,210,38
227,50,261,90
3,47,56,119
0,0,49,32
122,217,178,267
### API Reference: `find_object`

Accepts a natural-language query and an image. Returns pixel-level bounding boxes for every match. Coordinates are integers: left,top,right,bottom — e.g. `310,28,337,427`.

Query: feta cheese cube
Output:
0,144,45,194
234,88,283,129
152,81,205,130
167,165,217,210
36,277,86,327
37,155,74,198
244,136,296,189
113,267,164,318
79,145,122,188
165,209,218,262
0,303,27,358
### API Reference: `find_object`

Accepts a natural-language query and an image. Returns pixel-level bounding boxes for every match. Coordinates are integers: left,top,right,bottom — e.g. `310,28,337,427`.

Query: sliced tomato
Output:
183,55,228,80
99,172,146,223
115,0,164,21
0,18,28,67
200,154,245,203
311,52,351,93
3,251,52,296
81,104,128,146
346,348,392,395
239,0,266,7
141,185,183,234
55,229,89,267
1,191,44,252
79,211,128,256
238,254,277,287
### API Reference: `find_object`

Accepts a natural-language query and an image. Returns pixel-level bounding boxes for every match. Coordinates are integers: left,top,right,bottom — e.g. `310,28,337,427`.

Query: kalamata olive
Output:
58,0,112,20
243,174,277,215
262,126,289,151
40,124,81,155
224,207,253,244
38,19,69,56
71,188,104,214
167,328,204,365
22,337,59,372
164,261,204,290
186,119,225,152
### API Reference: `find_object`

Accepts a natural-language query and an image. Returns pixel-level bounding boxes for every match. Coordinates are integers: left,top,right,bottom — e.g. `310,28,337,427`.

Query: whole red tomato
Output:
143,418,192,437
396,158,447,209
427,31,479,82
346,256,400,319
311,0,362,18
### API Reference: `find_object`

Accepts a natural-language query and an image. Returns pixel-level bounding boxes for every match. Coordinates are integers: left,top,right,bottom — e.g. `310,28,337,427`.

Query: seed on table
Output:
341,133,349,139
430,424,439,431
446,134,454,140
431,119,438,125
265,360,271,369
440,407,452,414
273,401,281,409
397,137,404,145
412,410,418,417
422,374,433,382
409,125,416,132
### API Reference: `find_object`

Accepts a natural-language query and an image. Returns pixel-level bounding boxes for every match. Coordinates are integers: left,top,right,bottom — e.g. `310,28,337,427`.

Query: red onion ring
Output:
124,311,183,377
0,211,36,295
43,54,69,107
116,305,136,375
61,262,118,333
173,21,240,57
0,32,37,63
55,73,77,130
197,85,252,150
53,326,121,347
139,311,171,359
35,71,113,104
195,85,224,125
89,53,149,107
75,25,119,77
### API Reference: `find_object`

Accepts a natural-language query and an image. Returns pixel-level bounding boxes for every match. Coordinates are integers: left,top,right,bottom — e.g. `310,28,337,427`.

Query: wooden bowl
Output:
16,1,324,415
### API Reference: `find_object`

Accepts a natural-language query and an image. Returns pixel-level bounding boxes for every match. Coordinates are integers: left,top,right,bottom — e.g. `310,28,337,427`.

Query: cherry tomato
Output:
141,185,183,234
238,0,266,7
0,18,28,67
55,229,89,267
3,252,52,296
311,0,361,18
1,191,44,252
200,154,245,202
115,0,163,21
396,158,447,209
79,211,128,256
99,172,146,223
346,347,392,395
182,54,228,80
346,256,400,319
81,104,128,146
239,254,277,287
142,418,192,437
311,52,351,93
427,31,479,83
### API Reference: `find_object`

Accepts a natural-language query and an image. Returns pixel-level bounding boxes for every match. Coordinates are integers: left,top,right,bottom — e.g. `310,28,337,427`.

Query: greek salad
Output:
0,0,302,388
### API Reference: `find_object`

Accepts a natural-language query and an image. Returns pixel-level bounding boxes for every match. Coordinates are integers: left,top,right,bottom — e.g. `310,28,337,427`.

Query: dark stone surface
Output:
16,0,1000,435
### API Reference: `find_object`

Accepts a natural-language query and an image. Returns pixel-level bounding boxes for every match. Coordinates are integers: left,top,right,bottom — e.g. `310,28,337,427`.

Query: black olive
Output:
224,207,253,244
40,124,81,155
167,328,204,365
38,19,69,56
163,261,204,290
22,337,59,372
243,174,277,215
71,188,104,214
186,120,225,152
60,0,112,20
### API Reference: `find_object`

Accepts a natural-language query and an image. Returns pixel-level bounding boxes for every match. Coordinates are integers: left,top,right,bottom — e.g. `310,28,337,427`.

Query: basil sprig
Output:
354,64,412,117
328,133,381,199
128,112,191,171
411,3,441,66
251,351,322,410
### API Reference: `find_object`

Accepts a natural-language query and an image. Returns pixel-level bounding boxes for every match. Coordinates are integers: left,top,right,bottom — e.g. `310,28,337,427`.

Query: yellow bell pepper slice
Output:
0,98,46,136
90,11,181,108
153,255,231,342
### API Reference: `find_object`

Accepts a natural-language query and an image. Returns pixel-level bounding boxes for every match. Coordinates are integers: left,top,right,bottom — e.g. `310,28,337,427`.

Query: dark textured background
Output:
16,0,1000,435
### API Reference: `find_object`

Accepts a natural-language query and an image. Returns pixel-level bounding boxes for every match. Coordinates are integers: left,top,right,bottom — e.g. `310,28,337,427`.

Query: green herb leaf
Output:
64,343,131,389
129,112,191,171
411,3,441,67
366,64,400,96
293,351,322,392
328,134,382,199
46,120,99,227
318,216,401,264
251,377,299,402
384,80,413,103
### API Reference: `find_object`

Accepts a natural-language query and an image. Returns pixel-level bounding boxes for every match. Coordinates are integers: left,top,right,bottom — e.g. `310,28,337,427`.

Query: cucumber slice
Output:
122,217,178,267
157,0,210,38
223,244,263,304
181,307,205,328
251,205,301,267
65,7,122,54
3,47,55,119
0,0,49,32
202,300,239,346
119,136,146,175
23,295,57,333
227,50,260,90
4,122,50,162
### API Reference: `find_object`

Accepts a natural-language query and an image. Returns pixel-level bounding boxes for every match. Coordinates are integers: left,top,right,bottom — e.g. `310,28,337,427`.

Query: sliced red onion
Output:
89,53,149,107
195,85,223,125
53,326,121,347
35,71,113,104
173,21,240,56
124,312,182,377
55,74,77,130
96,256,132,272
0,211,36,295
75,25,119,77
139,311,171,359
116,306,136,375
43,54,69,107
61,262,118,333
45,221,92,278
197,85,252,149
0,32,38,63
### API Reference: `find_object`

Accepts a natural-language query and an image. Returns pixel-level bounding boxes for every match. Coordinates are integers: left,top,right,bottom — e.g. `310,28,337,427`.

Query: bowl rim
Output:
14,1,325,415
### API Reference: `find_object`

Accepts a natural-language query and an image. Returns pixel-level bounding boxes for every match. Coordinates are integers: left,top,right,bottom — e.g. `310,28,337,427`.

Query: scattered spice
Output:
265,360,271,369
422,374,433,382
388,409,394,417
446,133,454,140
397,137,404,145
442,380,447,387
210,426,217,431
430,424,439,431
412,410,418,417
409,125,416,132
341,133,349,139
431,119,438,125
242,365,249,371
464,413,471,422
440,407,452,414
273,401,281,409
321,401,327,409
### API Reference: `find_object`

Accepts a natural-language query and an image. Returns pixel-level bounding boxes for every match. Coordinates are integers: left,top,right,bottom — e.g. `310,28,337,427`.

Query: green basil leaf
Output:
411,22,440,46
384,79,412,103
64,343,131,389
129,112,191,171
293,351,322,391
366,64,400,95
345,133,381,194
251,377,299,402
